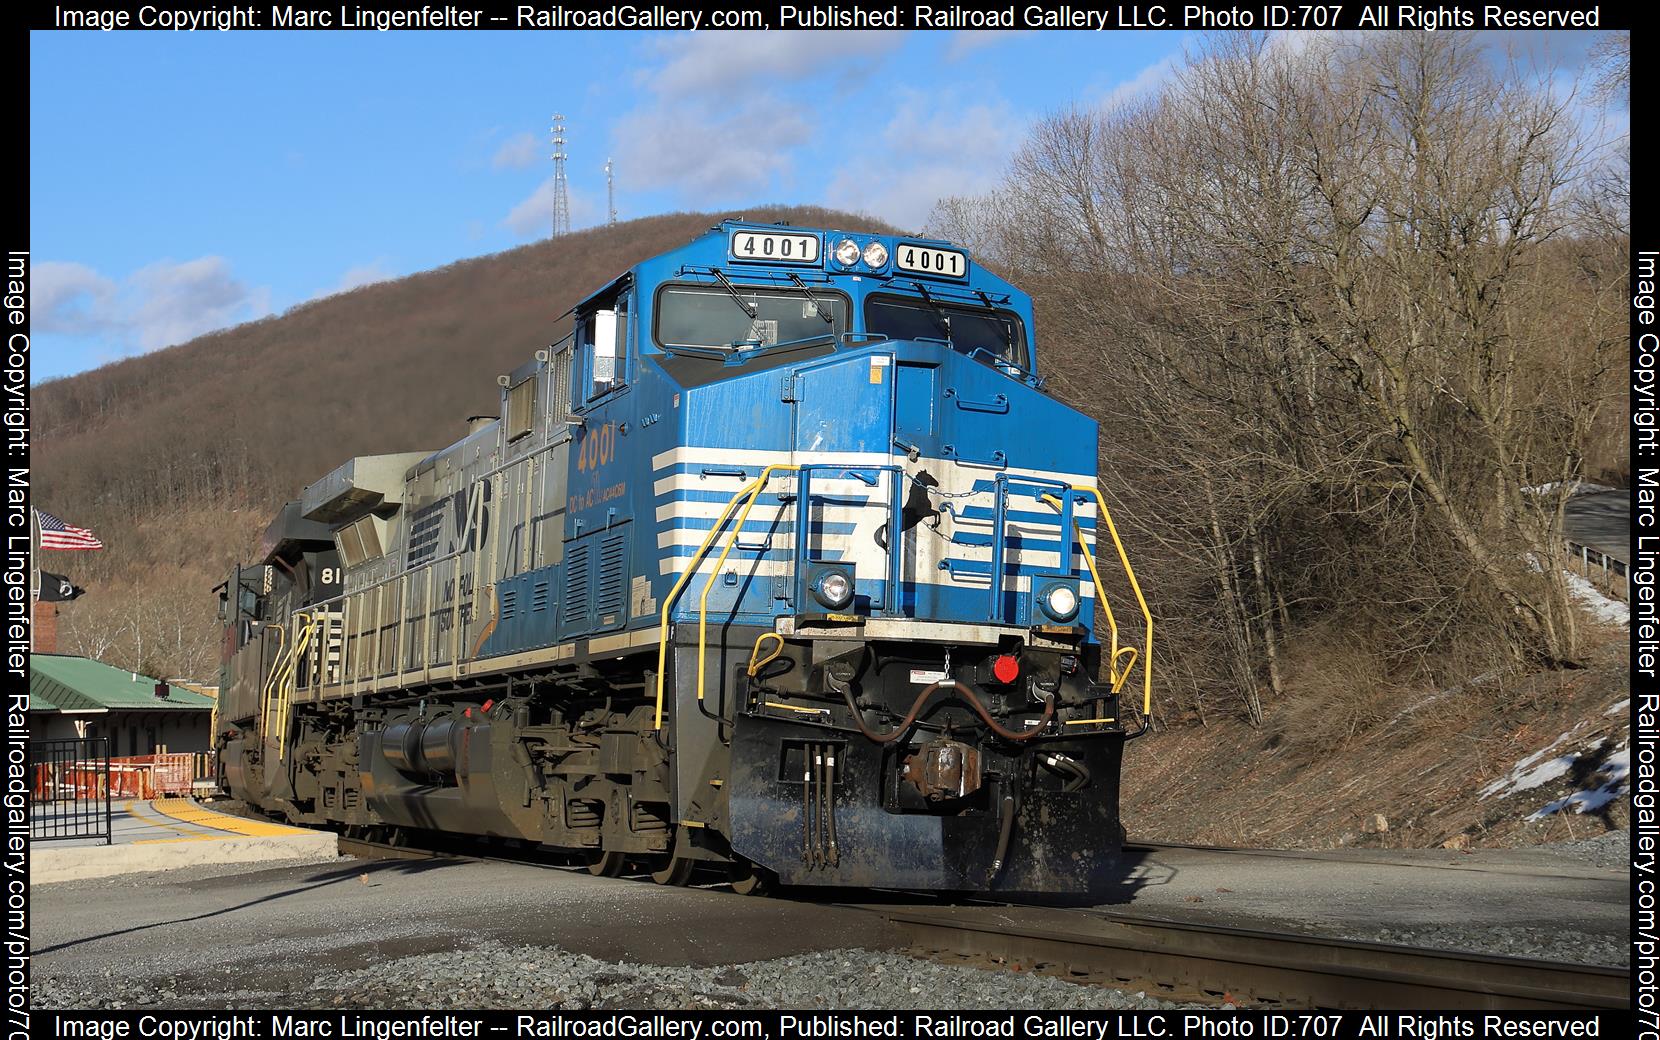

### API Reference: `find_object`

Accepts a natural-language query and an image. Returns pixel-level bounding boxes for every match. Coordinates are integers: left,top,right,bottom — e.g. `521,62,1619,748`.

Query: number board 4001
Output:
895,243,967,277
729,231,820,264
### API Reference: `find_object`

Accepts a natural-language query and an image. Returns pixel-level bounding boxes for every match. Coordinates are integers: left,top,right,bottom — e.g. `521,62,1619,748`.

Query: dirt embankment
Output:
1121,632,1631,851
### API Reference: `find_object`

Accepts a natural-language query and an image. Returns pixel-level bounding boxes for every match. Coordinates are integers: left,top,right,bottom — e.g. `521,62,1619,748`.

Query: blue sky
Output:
29,29,1615,382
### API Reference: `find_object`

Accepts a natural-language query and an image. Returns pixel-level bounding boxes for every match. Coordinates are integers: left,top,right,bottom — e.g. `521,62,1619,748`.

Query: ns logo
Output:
450,478,492,554
406,478,492,566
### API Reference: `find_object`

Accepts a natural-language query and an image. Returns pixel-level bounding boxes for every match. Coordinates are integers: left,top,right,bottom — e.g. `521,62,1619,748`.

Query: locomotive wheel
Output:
586,849,627,877
729,859,774,896
650,854,697,886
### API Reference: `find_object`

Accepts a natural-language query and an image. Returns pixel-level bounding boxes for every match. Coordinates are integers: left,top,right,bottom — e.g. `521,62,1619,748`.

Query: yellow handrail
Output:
1043,488,1154,717
696,465,798,705
1040,493,1123,684
275,613,315,750
747,632,786,677
652,465,799,729
260,623,287,748
261,612,313,757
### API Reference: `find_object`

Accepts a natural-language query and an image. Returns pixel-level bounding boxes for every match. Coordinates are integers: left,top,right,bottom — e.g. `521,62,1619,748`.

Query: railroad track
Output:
878,903,1629,1011
333,832,1628,1012
1124,841,1618,878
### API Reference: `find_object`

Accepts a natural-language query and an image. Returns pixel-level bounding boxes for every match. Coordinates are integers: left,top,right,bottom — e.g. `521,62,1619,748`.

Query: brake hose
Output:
836,678,1054,745
988,793,1017,878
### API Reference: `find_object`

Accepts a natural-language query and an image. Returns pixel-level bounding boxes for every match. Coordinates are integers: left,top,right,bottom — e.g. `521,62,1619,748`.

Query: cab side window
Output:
580,294,630,402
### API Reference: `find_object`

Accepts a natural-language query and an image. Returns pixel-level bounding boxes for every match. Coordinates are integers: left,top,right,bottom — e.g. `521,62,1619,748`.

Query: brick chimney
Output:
33,600,58,654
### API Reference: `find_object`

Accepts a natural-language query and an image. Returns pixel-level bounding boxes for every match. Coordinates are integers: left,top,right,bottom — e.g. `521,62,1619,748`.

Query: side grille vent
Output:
596,531,627,619
562,543,591,631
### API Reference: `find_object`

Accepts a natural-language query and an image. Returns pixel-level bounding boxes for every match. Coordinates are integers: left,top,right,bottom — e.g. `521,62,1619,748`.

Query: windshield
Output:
656,284,847,350
865,295,1029,369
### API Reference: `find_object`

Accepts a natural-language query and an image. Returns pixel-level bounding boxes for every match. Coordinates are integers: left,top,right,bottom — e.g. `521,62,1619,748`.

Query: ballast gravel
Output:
1538,828,1629,871
1335,924,1627,968
34,942,1197,1011
1319,830,1630,966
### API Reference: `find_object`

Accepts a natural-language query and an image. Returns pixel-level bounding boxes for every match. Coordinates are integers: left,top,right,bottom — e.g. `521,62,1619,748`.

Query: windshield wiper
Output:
973,289,1016,357
789,273,836,325
712,269,757,321
910,281,953,340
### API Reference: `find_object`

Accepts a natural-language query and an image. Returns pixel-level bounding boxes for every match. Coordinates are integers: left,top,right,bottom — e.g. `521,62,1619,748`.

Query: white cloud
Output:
491,131,541,171
503,180,600,239
573,30,903,214
824,90,1021,231
1094,54,1180,111
33,256,271,356
34,261,117,335
333,260,395,294
945,30,1033,61
125,257,271,351
647,30,903,97
611,96,812,202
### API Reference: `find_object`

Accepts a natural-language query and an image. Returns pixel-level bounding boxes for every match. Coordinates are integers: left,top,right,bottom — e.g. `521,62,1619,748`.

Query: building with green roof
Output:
30,654,215,754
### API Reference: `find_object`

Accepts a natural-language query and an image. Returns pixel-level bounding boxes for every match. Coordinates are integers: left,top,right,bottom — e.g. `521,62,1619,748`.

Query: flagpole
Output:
29,507,38,654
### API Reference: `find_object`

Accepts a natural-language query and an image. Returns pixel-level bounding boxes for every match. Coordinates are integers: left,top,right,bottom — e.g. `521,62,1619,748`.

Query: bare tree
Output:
936,32,1627,731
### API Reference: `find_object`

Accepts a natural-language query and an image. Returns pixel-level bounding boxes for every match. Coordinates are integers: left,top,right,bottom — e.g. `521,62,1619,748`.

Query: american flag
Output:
36,510,103,551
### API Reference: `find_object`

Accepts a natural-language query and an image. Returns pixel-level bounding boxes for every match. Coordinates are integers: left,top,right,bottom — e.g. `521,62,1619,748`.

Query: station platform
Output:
32,798,338,883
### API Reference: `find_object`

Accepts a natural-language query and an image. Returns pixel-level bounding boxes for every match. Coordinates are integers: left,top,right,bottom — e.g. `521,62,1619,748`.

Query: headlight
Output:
834,238,861,267
862,241,889,268
1044,585,1079,621
815,572,853,609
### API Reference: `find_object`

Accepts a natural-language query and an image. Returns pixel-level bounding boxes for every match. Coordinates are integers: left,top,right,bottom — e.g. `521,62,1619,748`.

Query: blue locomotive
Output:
214,220,1151,893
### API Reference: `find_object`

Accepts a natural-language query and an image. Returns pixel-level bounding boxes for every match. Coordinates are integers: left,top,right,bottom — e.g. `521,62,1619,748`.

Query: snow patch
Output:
1562,571,1630,626
1605,699,1631,716
1526,742,1629,822
1480,725,1585,800
1521,481,1616,497
1389,670,1499,724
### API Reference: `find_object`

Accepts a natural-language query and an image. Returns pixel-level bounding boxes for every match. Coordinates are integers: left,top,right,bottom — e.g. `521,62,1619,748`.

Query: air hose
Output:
836,678,1055,745
988,794,1017,879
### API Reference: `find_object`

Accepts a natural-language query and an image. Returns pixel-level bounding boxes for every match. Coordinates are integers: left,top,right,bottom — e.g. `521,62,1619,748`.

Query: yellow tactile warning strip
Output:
149,797,314,837
124,799,223,844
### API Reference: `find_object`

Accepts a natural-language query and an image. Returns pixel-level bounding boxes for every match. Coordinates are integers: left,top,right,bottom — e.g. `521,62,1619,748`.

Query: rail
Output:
790,464,905,612
653,464,912,730
654,464,799,729
1566,539,1629,602
1042,486,1154,717
335,832,1628,1011
29,737,112,843
262,612,314,753
881,904,1628,1010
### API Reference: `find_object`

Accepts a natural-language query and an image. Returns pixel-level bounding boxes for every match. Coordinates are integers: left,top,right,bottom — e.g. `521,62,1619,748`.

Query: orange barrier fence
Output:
33,751,218,801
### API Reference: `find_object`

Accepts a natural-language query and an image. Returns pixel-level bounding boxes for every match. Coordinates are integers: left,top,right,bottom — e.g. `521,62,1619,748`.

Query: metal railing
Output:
29,738,112,843
1566,540,1629,602
1042,485,1154,718
652,464,913,730
655,464,799,729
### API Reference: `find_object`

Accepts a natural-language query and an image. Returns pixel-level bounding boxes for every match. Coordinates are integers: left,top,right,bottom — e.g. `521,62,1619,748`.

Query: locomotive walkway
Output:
31,797,334,883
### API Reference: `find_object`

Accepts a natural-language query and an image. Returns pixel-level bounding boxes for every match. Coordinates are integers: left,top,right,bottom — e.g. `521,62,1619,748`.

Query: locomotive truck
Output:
214,220,1151,893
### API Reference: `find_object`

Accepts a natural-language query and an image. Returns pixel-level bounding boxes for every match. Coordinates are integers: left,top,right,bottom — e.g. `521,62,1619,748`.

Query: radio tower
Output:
549,114,571,238
605,157,616,227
